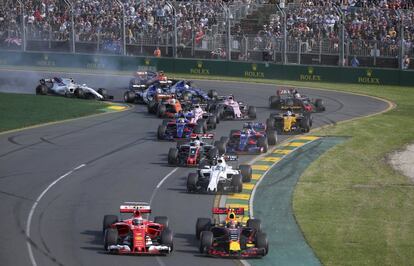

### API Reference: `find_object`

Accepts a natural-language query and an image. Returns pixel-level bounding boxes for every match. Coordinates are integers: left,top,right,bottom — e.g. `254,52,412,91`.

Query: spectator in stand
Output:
154,46,161,57
402,54,410,69
351,55,360,67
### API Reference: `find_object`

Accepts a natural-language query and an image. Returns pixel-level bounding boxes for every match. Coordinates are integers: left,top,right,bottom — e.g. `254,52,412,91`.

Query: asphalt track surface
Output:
0,69,389,266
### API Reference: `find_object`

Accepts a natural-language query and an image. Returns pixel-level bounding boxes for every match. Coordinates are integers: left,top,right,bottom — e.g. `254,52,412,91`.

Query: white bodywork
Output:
45,77,104,99
199,159,240,192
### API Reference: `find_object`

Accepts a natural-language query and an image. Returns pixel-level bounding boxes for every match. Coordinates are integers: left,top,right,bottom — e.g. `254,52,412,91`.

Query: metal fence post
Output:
17,0,26,51
167,2,177,58
398,10,404,69
114,0,126,55
225,4,231,61
336,7,345,66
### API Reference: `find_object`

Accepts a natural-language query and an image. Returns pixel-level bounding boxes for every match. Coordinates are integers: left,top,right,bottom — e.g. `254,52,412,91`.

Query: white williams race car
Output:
35,77,113,100
186,156,252,193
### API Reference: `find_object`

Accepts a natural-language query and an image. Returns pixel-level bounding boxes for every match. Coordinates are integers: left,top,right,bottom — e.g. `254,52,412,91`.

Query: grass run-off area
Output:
174,74,414,265
0,92,107,132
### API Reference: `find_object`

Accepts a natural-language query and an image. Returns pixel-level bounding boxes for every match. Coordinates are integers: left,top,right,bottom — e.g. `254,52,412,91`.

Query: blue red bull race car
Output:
224,122,277,154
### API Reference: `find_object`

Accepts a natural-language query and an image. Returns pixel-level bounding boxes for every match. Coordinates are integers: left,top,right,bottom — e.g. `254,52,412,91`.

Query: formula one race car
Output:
35,77,113,100
102,202,173,255
157,117,207,141
169,80,218,103
187,155,252,193
148,96,183,118
225,122,277,154
209,95,256,120
269,88,325,112
196,207,268,258
168,137,226,167
266,110,312,134
129,70,171,90
124,81,173,104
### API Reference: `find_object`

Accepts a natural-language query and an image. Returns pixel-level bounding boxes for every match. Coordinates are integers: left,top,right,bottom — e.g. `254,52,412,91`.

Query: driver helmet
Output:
184,84,190,89
228,95,234,101
132,217,143,226
171,99,176,104
194,140,201,146
286,110,292,116
156,88,162,94
194,104,201,109
295,93,301,98
229,219,237,229
217,156,226,167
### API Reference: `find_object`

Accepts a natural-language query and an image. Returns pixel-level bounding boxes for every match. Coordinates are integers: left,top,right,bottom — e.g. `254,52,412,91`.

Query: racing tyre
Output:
214,141,226,155
314,99,325,111
269,95,280,109
194,123,204,134
74,88,84,99
157,104,167,118
220,136,229,145
147,101,157,114
266,130,277,145
157,125,166,140
154,216,169,228
207,116,217,129
247,218,262,232
199,231,213,254
196,218,212,239
232,174,243,193
36,85,48,95
104,228,118,250
168,148,178,165
102,215,118,234
124,90,135,103
248,106,257,119
160,228,174,251
257,137,269,153
239,165,252,182
266,118,275,130
198,119,208,132
301,116,311,133
187,173,198,192
256,232,269,255
207,89,218,99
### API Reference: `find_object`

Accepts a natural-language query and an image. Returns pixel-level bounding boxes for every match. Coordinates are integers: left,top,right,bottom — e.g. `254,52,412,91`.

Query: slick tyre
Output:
232,174,243,193
36,85,48,95
154,216,169,228
74,88,84,99
248,106,257,119
187,173,198,192
157,125,166,140
269,95,280,109
161,228,174,251
266,130,277,145
168,148,178,165
258,137,269,153
102,215,118,234
239,164,252,182
196,218,212,239
157,104,167,118
247,218,262,232
266,118,275,130
104,228,118,250
199,231,213,254
256,232,269,255
124,90,136,103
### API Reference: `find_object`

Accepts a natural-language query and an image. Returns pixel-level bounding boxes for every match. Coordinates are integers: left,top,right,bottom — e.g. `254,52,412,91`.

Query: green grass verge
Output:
0,92,107,132
2,65,414,264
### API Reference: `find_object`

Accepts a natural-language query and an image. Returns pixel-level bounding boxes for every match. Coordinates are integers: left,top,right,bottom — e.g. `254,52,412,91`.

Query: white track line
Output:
149,168,179,205
26,164,86,266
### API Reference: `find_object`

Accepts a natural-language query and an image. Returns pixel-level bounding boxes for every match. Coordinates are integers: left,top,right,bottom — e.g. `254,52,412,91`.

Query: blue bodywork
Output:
162,119,195,140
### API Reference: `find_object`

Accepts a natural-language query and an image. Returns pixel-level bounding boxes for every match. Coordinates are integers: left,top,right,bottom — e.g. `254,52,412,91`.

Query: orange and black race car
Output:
147,94,183,118
196,207,268,258
269,87,325,112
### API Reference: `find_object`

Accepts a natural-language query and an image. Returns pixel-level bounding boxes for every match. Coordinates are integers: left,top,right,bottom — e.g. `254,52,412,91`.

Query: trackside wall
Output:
0,51,413,86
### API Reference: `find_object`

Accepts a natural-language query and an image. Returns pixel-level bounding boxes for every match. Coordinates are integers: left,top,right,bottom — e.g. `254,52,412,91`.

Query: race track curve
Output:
0,69,389,266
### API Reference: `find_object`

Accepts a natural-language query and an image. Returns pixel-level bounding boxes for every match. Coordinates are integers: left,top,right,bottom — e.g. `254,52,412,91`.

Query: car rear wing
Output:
190,133,214,139
213,207,244,215
277,88,294,95
120,202,151,213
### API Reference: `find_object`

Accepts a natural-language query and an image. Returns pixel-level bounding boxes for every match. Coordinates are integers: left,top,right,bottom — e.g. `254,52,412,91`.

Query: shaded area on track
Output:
251,137,346,266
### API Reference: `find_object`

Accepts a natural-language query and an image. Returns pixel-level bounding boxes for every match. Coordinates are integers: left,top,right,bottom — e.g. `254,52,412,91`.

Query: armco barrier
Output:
0,51,413,86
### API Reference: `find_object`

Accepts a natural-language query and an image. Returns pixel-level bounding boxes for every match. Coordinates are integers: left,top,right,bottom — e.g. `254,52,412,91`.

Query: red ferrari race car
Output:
196,207,268,258
269,87,325,112
102,202,173,255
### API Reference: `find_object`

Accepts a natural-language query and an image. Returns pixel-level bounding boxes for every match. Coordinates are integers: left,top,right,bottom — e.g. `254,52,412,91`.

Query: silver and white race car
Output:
186,155,252,193
35,77,113,100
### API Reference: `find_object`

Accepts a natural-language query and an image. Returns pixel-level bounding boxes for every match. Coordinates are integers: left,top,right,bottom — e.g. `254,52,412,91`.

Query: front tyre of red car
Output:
102,215,118,234
199,231,213,254
168,148,178,165
104,228,118,250
161,228,174,252
154,216,169,228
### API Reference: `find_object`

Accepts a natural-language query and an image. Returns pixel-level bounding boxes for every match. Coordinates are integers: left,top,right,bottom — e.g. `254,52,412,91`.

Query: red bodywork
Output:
108,209,168,255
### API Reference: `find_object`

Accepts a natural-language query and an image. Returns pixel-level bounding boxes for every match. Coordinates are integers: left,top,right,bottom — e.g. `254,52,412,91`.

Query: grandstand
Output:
0,0,413,69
